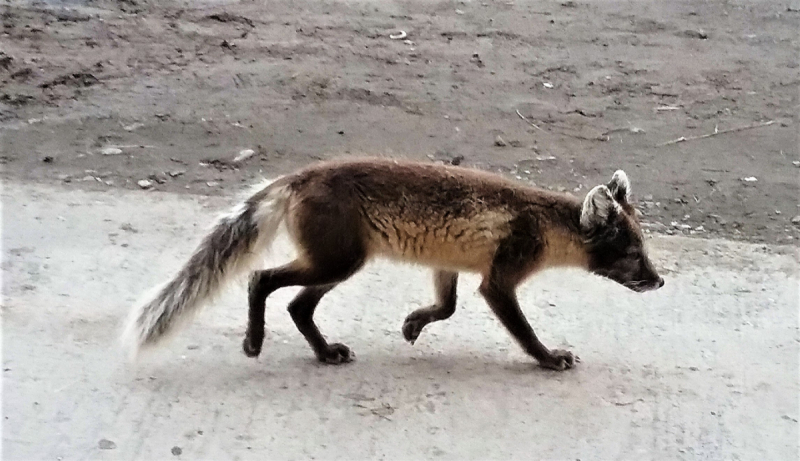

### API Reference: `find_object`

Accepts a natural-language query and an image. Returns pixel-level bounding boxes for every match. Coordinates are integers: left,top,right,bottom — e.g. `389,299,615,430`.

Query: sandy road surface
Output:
3,182,798,460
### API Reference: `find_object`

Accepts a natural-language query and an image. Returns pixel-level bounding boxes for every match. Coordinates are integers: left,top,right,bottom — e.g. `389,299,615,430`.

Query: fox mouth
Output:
623,278,665,292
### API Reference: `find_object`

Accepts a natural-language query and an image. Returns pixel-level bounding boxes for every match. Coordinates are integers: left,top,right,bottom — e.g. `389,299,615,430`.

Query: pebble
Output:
98,439,116,450
494,135,508,147
137,179,153,189
101,147,123,156
233,148,255,163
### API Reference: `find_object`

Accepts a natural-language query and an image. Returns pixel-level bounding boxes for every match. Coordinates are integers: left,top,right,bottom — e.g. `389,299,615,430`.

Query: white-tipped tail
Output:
121,179,292,359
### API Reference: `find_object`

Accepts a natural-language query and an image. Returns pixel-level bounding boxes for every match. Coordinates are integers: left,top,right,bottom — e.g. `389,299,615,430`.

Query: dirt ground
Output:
2,3,800,458
3,182,798,460
1,0,798,244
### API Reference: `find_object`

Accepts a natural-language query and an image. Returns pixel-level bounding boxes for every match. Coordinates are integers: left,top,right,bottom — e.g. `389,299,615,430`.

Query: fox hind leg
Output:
244,191,368,363
244,256,364,362
402,270,458,344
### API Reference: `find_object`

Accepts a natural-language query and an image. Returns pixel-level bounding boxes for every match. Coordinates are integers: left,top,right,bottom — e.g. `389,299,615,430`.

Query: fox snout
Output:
597,255,664,292
626,256,664,292
623,274,665,292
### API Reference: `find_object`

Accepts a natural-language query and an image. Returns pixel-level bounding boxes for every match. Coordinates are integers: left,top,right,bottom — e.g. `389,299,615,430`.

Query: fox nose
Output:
657,277,665,288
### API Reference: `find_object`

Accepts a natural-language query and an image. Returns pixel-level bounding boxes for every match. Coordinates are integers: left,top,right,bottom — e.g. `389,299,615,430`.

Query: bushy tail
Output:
122,179,292,358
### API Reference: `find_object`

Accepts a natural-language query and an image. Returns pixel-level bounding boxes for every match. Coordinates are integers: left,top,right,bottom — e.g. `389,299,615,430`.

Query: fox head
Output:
580,170,664,292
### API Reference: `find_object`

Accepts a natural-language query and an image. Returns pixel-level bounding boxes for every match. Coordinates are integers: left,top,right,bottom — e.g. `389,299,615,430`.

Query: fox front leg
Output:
402,270,458,344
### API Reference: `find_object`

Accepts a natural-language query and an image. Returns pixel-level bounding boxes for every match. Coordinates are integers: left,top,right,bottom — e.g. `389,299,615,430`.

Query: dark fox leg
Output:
478,272,576,371
478,227,577,371
244,192,367,363
402,270,458,344
286,284,349,363
244,257,364,363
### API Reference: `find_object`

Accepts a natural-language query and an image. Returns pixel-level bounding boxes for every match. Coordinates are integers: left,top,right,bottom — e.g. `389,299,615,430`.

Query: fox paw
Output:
402,317,427,345
539,349,579,371
242,335,263,358
317,343,354,365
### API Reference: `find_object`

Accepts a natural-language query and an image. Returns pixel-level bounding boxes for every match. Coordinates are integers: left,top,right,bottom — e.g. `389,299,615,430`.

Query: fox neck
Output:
540,226,590,270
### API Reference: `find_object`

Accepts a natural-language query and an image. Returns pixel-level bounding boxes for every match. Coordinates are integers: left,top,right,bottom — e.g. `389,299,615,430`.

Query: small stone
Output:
682,29,708,39
791,216,800,225
741,176,757,182
206,181,219,187
494,135,508,147
42,156,53,163
233,149,255,163
543,82,554,89
168,170,185,177
171,446,182,456
101,147,123,156
137,179,153,189
98,439,116,450
120,223,138,233
149,173,168,184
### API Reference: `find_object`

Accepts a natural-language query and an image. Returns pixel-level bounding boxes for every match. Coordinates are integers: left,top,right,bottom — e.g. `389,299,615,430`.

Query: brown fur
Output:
126,157,663,371
285,158,586,275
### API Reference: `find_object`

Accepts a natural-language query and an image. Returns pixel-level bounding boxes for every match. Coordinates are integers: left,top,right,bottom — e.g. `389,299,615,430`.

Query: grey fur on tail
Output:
121,179,292,359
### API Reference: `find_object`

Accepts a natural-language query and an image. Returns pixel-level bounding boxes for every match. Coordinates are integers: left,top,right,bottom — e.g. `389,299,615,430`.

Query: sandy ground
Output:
1,0,798,244
3,180,798,460
2,0,800,459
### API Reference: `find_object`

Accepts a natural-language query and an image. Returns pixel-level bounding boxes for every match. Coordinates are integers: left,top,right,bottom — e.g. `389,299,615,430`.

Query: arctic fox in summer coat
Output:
123,158,663,370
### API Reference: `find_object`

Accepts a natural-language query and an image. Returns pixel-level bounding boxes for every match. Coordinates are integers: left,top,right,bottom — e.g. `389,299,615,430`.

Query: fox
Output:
123,157,664,371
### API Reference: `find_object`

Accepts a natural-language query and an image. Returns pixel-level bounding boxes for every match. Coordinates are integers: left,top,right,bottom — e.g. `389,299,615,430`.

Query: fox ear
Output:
607,170,630,204
581,185,621,230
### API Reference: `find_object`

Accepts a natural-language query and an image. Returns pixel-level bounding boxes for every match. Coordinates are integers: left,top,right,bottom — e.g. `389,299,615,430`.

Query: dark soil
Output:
1,0,798,243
